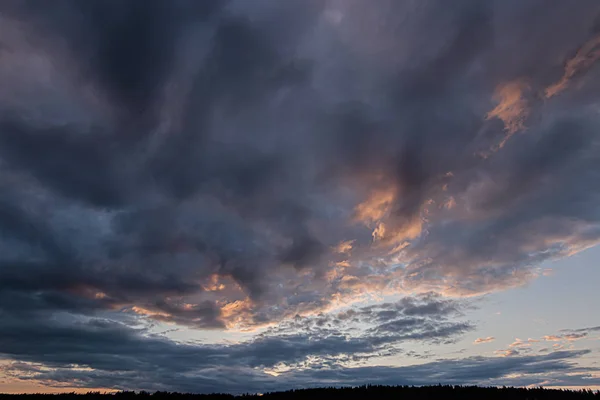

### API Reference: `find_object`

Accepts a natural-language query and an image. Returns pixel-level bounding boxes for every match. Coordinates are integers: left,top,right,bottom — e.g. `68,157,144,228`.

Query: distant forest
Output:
1,385,599,400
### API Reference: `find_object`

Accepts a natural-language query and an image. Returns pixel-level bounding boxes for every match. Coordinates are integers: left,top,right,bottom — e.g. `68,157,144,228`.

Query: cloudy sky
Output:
1,0,600,394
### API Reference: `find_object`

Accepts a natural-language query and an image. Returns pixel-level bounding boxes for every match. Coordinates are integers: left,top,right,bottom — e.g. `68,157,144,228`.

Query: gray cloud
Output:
0,294,471,366
563,326,600,334
0,0,599,322
1,0,600,392
0,295,472,391
3,348,597,394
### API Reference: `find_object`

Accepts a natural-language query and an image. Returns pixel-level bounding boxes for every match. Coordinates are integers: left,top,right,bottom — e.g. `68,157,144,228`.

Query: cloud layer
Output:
1,0,600,392
0,294,476,392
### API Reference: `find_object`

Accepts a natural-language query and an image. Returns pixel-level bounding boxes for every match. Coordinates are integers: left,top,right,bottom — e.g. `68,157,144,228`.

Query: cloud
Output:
0,0,598,325
474,337,495,345
490,330,594,361
545,35,600,98
508,338,538,349
485,79,531,150
494,349,520,358
562,325,600,334
543,333,588,342
492,339,540,357
0,294,473,392
1,0,600,392
3,348,597,393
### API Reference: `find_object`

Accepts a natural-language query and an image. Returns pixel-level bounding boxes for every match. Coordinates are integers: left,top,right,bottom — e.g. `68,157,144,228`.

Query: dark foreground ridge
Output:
1,386,600,400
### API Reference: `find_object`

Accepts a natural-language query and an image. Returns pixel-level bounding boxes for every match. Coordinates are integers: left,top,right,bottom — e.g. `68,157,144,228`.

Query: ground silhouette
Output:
1,385,599,400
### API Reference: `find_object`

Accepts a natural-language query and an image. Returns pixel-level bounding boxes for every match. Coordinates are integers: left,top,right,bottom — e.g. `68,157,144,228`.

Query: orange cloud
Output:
371,217,423,245
543,333,587,342
494,349,518,357
486,79,530,149
218,298,255,330
354,186,396,224
473,336,495,344
508,338,537,348
334,240,355,254
131,306,171,319
354,184,423,246
546,35,600,98
443,196,456,210
202,274,227,292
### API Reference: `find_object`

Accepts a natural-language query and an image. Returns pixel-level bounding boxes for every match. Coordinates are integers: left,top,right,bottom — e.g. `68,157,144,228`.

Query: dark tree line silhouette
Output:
1,385,599,400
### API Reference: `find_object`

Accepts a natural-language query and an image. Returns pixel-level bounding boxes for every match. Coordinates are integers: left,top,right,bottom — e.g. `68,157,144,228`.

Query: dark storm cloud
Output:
2,0,600,392
0,0,341,322
2,0,223,119
0,0,599,320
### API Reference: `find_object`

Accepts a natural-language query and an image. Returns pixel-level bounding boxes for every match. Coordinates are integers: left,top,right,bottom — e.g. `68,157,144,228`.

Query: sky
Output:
1,0,600,394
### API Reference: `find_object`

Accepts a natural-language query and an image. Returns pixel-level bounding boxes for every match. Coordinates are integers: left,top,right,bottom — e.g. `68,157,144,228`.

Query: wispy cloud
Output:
474,337,495,345
508,338,540,349
494,349,520,358
546,35,600,98
486,79,531,150
543,333,588,342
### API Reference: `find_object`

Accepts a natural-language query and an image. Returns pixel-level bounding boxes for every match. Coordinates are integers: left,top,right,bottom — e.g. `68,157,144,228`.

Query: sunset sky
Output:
1,0,600,394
